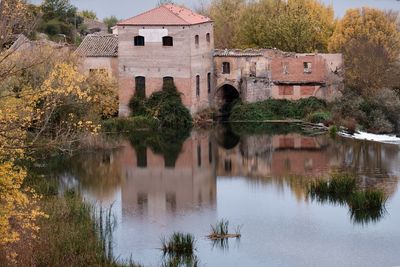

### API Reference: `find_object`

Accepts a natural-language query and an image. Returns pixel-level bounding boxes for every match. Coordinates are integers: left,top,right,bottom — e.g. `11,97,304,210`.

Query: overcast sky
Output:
29,0,400,20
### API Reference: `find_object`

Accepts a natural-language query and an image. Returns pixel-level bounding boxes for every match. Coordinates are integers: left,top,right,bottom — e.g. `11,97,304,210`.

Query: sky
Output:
29,0,400,20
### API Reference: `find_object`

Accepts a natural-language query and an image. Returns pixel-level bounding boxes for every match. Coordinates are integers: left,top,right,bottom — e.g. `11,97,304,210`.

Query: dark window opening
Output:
162,36,173,46
135,76,146,98
137,193,148,213
136,146,147,168
197,145,201,167
206,33,210,43
196,75,200,97
163,76,174,88
304,62,312,73
224,159,232,172
166,193,177,212
195,35,199,46
208,141,212,164
134,35,145,46
207,72,211,94
222,62,230,74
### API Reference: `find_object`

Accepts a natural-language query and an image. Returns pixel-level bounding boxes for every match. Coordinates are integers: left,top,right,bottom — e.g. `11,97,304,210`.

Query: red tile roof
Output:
117,4,212,26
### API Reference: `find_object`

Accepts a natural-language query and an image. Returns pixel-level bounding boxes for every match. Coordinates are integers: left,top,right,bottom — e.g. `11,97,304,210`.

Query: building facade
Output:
77,4,343,117
116,4,214,116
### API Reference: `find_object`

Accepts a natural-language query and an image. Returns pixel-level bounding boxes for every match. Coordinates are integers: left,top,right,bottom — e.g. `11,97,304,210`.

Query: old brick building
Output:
77,4,343,116
116,4,214,116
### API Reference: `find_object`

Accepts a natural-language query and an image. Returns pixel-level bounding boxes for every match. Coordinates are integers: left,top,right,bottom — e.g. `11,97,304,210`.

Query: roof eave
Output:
116,20,213,27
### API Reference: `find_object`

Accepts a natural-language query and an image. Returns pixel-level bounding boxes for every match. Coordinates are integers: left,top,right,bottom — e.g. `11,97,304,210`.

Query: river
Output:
50,123,400,267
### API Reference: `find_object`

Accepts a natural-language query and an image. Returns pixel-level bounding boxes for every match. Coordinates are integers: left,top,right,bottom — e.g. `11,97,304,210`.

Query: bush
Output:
230,97,327,121
332,88,400,134
102,116,158,133
128,83,192,130
306,111,331,123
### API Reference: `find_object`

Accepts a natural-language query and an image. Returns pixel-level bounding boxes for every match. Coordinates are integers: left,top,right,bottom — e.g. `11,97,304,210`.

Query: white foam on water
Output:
339,131,400,144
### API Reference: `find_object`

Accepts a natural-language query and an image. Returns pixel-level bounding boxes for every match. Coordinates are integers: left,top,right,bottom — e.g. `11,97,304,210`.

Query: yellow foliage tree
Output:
208,0,245,48
328,7,400,92
209,0,335,52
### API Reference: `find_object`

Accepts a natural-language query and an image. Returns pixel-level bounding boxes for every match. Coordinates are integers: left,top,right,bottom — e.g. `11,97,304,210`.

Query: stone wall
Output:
213,49,343,109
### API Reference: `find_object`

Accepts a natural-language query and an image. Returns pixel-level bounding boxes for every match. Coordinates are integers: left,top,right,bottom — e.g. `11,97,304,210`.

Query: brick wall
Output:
117,22,214,116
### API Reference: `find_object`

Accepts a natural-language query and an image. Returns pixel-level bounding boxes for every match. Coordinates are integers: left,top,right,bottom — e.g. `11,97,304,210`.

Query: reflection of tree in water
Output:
24,150,122,202
128,128,191,168
231,122,304,136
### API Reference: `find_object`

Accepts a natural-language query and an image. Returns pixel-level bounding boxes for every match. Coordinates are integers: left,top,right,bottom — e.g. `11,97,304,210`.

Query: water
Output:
54,124,400,267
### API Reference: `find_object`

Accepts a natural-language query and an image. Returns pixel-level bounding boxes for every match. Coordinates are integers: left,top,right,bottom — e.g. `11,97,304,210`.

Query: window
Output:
224,159,232,172
135,76,146,97
304,62,312,73
163,76,174,88
197,145,201,167
136,146,147,168
134,35,145,46
207,72,211,94
196,75,200,97
206,33,210,43
208,141,212,164
162,36,173,46
222,62,230,74
195,35,199,46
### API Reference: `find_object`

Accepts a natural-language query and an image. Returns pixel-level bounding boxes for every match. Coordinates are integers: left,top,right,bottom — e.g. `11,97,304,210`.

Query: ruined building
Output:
76,4,343,116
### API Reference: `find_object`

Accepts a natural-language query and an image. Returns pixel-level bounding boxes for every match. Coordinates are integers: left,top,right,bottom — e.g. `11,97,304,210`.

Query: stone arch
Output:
213,83,240,117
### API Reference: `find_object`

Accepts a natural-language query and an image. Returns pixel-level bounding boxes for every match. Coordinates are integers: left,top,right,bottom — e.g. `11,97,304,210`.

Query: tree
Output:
157,0,175,6
329,8,400,92
103,16,118,33
208,0,245,48
79,10,97,20
39,0,83,42
235,0,335,52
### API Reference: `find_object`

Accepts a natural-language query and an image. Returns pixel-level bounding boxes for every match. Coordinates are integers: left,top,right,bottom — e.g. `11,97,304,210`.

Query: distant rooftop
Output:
76,34,118,57
117,4,212,26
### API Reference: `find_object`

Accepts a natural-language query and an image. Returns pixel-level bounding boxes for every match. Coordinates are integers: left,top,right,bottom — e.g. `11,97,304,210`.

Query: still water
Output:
57,124,400,267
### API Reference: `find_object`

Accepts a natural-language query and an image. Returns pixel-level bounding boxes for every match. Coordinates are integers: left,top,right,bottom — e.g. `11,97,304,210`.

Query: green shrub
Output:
329,125,338,138
102,116,158,133
306,111,331,123
128,83,193,130
332,88,400,134
230,97,327,121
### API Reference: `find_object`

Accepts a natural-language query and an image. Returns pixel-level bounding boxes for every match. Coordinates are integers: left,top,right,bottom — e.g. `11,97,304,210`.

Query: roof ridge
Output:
161,4,190,24
118,4,186,25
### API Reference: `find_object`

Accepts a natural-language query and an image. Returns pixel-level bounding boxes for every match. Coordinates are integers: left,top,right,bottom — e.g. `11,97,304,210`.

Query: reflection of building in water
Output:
217,134,330,178
114,132,216,218
215,131,399,200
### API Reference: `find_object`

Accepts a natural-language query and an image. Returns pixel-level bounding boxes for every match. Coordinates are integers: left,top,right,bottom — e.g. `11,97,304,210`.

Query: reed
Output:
348,190,387,224
207,219,241,240
161,232,195,257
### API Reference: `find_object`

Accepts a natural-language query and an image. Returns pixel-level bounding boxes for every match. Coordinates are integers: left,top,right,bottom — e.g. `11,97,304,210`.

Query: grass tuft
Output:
309,173,356,205
161,232,195,257
208,219,241,240
348,190,387,224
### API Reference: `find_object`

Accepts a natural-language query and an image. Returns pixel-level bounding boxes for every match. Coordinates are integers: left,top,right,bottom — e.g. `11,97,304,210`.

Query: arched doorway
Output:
214,84,240,117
